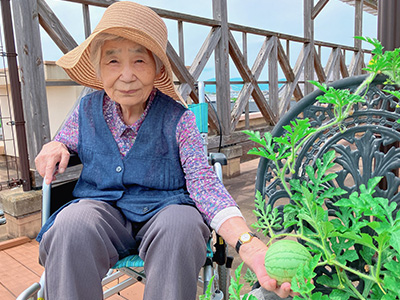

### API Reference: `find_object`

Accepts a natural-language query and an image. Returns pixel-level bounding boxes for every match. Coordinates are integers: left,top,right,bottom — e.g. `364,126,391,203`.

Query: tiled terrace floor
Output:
0,159,261,299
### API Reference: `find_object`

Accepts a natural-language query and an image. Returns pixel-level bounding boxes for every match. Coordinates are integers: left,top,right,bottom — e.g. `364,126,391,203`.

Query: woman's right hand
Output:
35,141,70,185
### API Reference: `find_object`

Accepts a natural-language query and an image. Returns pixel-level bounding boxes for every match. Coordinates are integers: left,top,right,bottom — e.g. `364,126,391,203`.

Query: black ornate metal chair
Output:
254,74,400,295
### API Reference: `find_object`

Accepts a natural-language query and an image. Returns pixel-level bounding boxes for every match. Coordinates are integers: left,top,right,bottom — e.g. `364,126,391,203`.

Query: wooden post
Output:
243,32,249,129
268,36,279,114
12,0,51,168
178,21,185,62
354,0,363,49
1,0,31,191
354,0,363,75
378,0,400,51
304,0,314,93
213,0,230,135
82,4,91,39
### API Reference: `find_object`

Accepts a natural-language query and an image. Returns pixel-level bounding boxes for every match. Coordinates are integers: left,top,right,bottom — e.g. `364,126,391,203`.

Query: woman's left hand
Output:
239,239,295,298
218,216,296,298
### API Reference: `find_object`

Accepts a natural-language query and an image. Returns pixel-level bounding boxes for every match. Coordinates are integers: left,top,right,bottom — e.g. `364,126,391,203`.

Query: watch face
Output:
241,233,251,242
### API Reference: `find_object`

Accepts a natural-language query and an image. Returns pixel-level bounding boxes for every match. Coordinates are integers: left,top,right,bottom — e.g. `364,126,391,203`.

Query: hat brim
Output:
57,27,185,106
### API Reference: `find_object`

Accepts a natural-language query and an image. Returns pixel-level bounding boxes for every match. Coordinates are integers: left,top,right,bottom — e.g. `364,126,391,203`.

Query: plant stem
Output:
342,271,367,300
334,260,376,283
277,72,378,210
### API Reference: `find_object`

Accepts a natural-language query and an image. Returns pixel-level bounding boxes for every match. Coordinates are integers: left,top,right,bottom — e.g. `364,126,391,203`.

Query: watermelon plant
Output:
236,37,400,300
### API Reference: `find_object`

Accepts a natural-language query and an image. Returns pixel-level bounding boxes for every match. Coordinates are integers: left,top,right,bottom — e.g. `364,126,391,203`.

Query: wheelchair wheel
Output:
217,264,229,300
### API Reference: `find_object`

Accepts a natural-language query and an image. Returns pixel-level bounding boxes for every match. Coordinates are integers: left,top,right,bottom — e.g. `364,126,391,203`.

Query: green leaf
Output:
244,268,258,287
199,275,215,300
242,294,258,300
389,229,400,255
329,289,351,300
311,292,331,300
383,275,400,296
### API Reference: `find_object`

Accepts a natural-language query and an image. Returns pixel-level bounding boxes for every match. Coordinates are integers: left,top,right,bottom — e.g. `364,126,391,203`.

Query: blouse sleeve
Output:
176,109,243,231
53,103,80,153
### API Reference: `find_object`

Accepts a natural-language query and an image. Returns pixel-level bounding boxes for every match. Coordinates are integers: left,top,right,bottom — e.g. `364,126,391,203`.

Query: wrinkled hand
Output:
35,141,70,185
239,238,297,298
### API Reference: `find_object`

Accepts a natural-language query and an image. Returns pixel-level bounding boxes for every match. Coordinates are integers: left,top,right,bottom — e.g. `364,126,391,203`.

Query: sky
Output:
36,0,378,81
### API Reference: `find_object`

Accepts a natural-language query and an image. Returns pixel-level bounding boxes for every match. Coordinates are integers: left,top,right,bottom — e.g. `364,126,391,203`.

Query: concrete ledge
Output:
0,187,42,239
4,212,41,239
220,145,243,178
0,224,7,241
1,187,42,217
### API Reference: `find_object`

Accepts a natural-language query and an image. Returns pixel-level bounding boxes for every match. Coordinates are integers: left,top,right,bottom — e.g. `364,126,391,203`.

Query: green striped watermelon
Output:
264,239,311,285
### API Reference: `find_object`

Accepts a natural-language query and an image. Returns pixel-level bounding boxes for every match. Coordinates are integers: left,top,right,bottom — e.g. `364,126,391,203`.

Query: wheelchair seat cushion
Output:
112,254,144,269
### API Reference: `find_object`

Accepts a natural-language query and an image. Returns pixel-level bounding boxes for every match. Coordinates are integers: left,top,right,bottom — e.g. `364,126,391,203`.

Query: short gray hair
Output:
89,33,163,78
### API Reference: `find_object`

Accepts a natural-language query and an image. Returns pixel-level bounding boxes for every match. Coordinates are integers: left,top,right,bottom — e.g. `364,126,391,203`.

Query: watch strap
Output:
235,232,257,253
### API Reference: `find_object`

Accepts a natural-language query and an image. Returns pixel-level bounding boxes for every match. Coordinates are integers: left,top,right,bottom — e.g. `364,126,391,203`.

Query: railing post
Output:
11,0,51,174
212,0,230,135
1,0,31,191
378,0,400,51
354,0,363,75
304,0,314,93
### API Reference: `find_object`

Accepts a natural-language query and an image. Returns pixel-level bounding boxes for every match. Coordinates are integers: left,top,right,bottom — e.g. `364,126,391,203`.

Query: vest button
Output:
115,166,122,172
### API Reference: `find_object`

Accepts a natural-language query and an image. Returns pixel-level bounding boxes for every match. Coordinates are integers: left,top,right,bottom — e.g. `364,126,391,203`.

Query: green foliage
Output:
228,263,258,300
355,36,400,86
241,38,400,299
199,275,215,300
243,268,258,287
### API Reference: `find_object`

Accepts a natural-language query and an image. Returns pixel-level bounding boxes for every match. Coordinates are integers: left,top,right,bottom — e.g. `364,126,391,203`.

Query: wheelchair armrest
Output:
209,153,227,166
67,153,81,167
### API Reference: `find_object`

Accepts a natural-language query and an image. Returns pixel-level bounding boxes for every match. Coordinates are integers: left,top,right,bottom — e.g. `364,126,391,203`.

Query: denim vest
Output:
37,90,194,242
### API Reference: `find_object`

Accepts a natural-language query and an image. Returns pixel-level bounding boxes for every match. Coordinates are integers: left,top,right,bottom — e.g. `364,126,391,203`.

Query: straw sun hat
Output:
56,1,185,105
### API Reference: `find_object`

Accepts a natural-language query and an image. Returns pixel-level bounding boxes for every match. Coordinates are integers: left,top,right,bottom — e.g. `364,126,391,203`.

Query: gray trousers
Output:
39,200,210,300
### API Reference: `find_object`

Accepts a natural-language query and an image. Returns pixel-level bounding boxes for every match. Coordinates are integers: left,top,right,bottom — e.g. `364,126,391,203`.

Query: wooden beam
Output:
12,0,51,167
178,21,185,61
276,41,304,114
167,42,196,93
166,42,219,131
304,0,315,94
349,51,364,76
354,0,363,49
189,27,221,80
324,47,341,81
38,0,78,53
178,27,220,102
276,40,303,100
208,126,274,150
268,37,279,114
229,33,277,130
213,0,231,134
339,50,350,78
62,0,221,26
313,47,327,82
312,0,330,19
61,0,116,8
82,4,91,38
278,44,311,115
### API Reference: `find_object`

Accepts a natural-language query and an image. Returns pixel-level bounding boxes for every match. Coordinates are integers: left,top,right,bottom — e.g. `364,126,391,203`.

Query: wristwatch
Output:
235,232,258,253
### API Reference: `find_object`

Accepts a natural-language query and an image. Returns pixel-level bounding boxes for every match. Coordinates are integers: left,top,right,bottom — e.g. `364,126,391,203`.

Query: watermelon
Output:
264,239,311,285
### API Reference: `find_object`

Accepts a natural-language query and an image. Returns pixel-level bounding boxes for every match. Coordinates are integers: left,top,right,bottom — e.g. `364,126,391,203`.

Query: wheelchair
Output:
17,83,233,300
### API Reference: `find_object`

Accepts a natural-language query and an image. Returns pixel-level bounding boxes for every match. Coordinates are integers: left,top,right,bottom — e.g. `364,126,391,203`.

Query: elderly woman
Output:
35,2,294,300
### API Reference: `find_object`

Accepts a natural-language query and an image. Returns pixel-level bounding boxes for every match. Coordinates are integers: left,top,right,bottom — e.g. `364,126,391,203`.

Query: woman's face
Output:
99,39,158,114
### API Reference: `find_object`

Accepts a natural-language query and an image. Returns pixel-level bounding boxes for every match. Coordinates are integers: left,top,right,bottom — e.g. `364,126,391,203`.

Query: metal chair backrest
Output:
255,74,400,294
